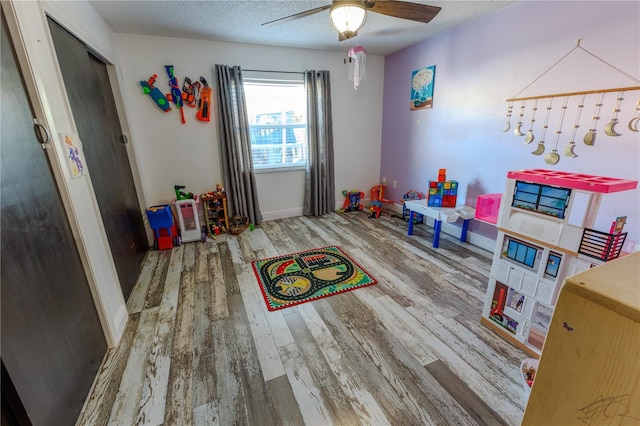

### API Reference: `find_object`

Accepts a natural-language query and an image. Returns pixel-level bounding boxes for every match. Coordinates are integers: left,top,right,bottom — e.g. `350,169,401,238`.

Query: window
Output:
505,238,538,268
244,79,307,170
512,181,571,219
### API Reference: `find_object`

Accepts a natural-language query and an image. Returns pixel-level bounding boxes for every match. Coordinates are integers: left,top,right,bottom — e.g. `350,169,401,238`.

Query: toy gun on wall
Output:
140,74,171,112
182,77,200,108
197,77,212,122
165,65,186,124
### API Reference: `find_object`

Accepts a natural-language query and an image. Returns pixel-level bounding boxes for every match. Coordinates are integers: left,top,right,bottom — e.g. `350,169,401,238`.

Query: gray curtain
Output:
215,64,262,225
303,70,335,216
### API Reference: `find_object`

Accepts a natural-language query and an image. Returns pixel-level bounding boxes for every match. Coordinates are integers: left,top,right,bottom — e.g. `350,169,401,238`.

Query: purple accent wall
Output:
381,1,640,243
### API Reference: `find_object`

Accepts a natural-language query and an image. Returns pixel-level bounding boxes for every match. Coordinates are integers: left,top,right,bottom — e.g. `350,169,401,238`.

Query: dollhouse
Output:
479,169,637,355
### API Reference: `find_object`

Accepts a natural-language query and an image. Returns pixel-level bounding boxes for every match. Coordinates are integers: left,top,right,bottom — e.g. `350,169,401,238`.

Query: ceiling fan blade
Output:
365,1,441,23
262,5,331,26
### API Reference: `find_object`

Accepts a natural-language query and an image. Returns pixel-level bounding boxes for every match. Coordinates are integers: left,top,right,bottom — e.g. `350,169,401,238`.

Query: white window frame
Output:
244,76,307,172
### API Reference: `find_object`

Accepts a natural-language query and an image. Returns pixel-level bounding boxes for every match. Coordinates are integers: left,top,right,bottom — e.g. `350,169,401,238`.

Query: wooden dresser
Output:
522,251,640,425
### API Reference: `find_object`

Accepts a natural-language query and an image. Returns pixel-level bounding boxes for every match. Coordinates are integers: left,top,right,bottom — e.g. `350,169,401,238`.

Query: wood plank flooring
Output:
77,212,529,426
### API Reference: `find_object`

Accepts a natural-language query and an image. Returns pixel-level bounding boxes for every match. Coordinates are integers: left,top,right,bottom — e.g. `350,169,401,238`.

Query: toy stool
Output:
145,204,180,250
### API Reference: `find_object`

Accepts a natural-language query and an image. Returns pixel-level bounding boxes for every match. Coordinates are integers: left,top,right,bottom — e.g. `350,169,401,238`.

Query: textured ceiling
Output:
89,0,518,56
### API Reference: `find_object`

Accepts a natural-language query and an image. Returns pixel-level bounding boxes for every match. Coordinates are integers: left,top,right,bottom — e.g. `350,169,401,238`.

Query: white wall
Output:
114,34,385,219
6,0,384,346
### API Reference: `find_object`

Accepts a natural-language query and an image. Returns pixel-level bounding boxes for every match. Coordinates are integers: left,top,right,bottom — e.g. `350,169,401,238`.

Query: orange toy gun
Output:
182,77,200,108
197,77,212,122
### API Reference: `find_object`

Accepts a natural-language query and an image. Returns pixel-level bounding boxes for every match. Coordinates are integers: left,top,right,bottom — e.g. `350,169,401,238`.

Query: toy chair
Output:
368,184,394,218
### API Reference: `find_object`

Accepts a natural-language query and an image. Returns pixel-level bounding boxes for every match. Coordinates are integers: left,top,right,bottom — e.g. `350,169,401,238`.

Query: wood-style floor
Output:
77,211,529,426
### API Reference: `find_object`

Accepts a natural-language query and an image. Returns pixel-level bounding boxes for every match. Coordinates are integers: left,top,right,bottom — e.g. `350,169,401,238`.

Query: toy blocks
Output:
428,169,458,207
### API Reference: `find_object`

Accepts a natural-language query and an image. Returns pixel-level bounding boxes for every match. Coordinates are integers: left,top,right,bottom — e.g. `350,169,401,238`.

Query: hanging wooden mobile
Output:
545,96,569,164
563,94,585,158
524,99,538,144
514,100,526,136
502,102,514,132
604,91,625,136
503,40,640,162
583,92,605,146
629,95,640,132
532,98,553,156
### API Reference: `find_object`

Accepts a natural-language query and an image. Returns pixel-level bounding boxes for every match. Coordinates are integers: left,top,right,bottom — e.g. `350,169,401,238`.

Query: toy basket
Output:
229,215,250,235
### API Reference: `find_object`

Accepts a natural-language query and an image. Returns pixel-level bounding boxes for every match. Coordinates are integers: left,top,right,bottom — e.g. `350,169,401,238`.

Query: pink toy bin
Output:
475,193,502,224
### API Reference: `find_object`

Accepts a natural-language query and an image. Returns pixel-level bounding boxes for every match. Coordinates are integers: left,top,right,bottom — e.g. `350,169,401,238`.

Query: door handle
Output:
121,134,128,145
33,118,50,149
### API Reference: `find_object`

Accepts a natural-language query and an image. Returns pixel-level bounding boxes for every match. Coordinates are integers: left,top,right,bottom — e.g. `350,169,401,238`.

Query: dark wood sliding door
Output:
1,9,107,425
48,18,148,300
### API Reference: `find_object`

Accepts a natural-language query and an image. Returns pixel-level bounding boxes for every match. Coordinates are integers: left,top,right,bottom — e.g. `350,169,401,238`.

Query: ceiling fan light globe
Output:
330,2,367,35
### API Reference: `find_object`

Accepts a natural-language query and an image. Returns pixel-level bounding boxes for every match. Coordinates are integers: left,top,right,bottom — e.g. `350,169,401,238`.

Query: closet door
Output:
1,9,106,425
48,18,148,300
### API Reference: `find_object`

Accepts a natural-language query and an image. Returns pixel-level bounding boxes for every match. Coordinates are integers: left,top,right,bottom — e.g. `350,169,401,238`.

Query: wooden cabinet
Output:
201,193,229,235
522,251,640,425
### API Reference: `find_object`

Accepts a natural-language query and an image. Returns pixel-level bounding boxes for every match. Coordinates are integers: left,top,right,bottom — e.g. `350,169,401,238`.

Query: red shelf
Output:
506,169,637,193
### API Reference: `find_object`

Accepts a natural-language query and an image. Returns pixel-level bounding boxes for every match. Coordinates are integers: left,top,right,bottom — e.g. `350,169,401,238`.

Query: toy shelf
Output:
202,193,229,236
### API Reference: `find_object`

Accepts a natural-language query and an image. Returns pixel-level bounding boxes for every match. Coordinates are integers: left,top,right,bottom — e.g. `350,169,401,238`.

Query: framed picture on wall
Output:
410,65,436,110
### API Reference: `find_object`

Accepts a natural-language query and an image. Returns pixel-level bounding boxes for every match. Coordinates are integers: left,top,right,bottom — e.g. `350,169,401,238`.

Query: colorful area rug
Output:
252,246,377,311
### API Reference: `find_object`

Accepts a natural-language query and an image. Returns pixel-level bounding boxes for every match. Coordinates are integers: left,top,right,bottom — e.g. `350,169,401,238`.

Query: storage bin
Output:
476,193,501,224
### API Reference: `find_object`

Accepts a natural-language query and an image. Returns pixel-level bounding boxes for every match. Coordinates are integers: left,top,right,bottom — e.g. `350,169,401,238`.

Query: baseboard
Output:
261,203,498,252
262,207,304,222
111,304,129,347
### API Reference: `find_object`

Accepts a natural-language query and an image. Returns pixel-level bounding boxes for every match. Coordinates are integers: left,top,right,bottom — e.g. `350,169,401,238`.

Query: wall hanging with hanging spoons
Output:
532,97,553,156
514,100,526,136
503,39,640,163
545,96,569,164
502,102,514,132
629,95,640,132
604,91,625,136
524,100,538,144
584,92,605,146
563,94,585,158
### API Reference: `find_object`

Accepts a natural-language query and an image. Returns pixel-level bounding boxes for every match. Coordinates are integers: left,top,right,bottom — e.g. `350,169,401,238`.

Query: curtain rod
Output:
243,69,304,75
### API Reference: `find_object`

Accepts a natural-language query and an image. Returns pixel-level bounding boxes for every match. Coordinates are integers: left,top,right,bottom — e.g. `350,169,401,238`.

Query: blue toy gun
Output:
140,74,171,112
165,65,186,124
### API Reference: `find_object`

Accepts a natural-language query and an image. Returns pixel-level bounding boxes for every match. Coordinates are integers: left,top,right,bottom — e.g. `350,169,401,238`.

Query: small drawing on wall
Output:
410,65,436,110
60,133,85,179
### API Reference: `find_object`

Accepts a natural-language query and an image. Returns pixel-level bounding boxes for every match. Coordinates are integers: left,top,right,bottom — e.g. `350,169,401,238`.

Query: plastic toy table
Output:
404,199,475,248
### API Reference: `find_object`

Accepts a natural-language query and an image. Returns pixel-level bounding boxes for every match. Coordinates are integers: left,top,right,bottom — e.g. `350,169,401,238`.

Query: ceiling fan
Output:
262,0,442,41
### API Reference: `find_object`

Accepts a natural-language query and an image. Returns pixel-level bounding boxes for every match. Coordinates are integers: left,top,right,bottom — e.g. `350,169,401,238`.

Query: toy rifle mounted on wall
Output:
140,74,171,112
165,65,186,124
182,77,200,108
197,77,212,122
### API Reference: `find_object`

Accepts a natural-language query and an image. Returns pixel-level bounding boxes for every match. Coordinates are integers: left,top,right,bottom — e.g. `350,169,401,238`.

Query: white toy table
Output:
404,199,475,248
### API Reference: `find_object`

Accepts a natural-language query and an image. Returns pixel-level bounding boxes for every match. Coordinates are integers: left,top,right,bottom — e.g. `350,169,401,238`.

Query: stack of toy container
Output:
428,168,458,207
